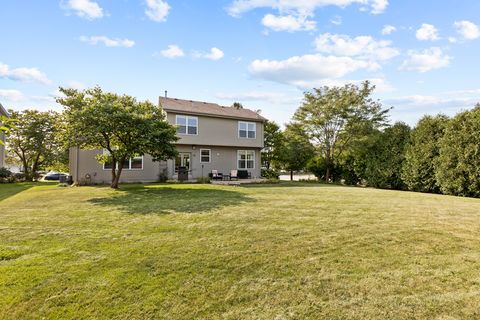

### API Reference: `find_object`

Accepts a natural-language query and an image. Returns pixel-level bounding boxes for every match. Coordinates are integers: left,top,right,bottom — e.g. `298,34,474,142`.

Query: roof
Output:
0,103,9,118
159,97,267,122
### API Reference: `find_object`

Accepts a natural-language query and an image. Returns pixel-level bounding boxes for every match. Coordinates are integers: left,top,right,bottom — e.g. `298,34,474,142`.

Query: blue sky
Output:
1,0,480,126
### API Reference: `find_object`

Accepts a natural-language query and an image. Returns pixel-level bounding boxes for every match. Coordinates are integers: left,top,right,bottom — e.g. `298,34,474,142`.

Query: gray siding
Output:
168,145,261,179
69,109,265,184
71,145,261,183
0,133,4,168
167,112,264,148
70,148,167,184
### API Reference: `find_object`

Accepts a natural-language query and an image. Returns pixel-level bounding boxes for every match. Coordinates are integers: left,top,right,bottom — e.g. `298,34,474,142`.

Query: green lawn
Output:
2,182,480,319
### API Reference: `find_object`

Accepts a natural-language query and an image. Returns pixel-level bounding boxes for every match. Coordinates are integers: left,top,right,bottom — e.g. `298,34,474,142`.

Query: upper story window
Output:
176,115,198,135
239,121,256,139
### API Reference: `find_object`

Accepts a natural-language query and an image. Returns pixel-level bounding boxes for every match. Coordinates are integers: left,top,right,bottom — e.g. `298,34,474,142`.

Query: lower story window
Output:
103,150,143,170
200,149,211,163
238,150,255,169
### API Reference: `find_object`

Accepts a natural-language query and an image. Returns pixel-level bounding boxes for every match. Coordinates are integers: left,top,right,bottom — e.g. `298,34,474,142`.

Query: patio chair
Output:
211,170,222,181
230,170,238,181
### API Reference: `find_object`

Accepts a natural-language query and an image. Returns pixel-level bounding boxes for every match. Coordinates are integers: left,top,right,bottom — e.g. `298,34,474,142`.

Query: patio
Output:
211,178,265,185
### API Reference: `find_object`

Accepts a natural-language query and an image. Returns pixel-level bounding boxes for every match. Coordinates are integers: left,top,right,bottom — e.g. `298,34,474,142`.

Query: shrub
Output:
0,168,13,183
402,115,449,193
196,177,211,184
158,169,168,183
307,157,326,180
261,168,280,179
436,106,480,197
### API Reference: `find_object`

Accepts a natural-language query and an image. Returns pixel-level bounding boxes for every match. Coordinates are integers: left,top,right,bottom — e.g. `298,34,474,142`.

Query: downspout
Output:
76,146,80,184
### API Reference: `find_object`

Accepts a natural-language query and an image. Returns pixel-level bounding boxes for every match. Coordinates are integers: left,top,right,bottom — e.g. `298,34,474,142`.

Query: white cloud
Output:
314,33,400,61
80,36,135,48
448,37,458,43
454,20,480,40
330,15,342,25
0,63,51,85
399,47,451,73
158,45,185,59
145,0,170,22
216,91,290,103
262,14,316,32
381,25,396,35
416,23,440,41
227,0,389,17
194,47,225,60
0,89,25,102
249,54,379,88
63,0,104,19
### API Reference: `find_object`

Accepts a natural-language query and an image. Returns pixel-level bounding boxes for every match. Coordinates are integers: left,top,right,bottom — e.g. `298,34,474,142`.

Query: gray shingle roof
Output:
0,103,9,118
159,97,267,122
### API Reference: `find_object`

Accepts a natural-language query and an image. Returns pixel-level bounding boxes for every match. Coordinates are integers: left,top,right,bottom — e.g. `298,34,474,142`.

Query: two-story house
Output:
0,103,9,168
69,96,266,184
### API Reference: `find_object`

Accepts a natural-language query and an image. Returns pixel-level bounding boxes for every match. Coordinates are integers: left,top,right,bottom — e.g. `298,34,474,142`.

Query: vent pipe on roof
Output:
165,90,168,98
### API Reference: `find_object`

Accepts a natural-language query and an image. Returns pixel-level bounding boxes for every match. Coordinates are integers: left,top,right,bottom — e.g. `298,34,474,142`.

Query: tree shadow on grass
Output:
0,183,35,202
88,185,253,214
242,182,346,189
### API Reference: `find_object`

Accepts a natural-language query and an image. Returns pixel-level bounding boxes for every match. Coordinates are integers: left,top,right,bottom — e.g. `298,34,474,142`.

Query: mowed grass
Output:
2,183,480,319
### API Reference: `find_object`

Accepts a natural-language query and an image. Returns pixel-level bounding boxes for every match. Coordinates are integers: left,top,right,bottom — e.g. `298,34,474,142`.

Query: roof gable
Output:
159,97,267,122
0,103,9,118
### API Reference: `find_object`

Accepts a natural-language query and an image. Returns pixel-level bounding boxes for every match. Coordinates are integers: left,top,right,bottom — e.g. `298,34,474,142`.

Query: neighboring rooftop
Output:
0,103,9,118
159,97,267,122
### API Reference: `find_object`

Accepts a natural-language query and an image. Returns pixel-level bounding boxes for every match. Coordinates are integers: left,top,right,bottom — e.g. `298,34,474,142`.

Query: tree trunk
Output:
325,152,332,183
110,162,117,188
31,153,41,181
290,170,293,181
111,158,124,189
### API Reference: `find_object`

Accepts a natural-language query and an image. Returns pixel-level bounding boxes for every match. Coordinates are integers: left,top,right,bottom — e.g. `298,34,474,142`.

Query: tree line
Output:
2,82,480,195
262,81,480,198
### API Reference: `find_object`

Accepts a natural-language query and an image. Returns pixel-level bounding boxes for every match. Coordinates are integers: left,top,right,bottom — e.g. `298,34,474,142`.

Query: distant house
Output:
69,96,267,184
0,103,9,168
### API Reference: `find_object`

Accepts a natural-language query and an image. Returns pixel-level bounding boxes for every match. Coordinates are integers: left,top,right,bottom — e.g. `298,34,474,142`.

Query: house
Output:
69,96,267,184
0,103,9,168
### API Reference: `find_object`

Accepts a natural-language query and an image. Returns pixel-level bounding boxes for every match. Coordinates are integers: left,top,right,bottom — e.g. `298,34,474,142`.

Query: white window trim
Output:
238,121,256,139
200,149,211,163
102,150,144,171
237,150,255,170
176,115,199,136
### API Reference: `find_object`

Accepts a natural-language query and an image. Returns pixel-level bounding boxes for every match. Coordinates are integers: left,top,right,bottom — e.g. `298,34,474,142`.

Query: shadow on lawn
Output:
88,185,252,214
0,183,35,202
242,182,345,189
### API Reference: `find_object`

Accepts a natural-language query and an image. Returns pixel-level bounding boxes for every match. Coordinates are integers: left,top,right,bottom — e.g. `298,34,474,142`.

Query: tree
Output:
232,102,243,109
0,115,16,146
294,81,390,182
7,110,64,180
261,120,283,169
57,86,178,189
361,122,411,190
278,123,315,181
402,115,449,193
436,105,480,197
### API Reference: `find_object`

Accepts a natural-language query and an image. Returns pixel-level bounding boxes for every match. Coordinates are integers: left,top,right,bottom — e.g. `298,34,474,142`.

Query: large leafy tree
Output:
57,86,178,188
294,81,390,182
436,105,480,197
261,120,283,169
7,110,64,180
402,114,449,193
361,122,411,190
278,123,315,181
0,115,16,146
